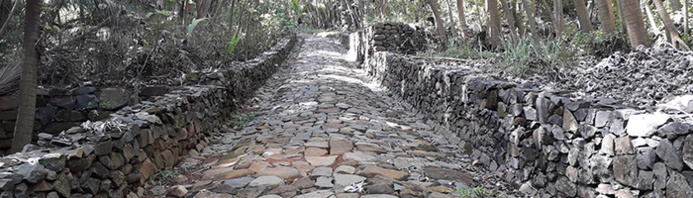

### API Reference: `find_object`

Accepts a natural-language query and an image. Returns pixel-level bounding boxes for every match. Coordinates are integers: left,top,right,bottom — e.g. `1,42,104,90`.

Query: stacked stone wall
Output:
345,26,693,197
0,33,297,197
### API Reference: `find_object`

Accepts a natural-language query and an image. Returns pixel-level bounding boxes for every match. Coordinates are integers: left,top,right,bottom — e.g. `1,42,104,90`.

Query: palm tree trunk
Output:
653,0,690,50
574,0,593,32
428,0,449,49
669,0,682,11
619,0,650,47
488,0,501,47
596,0,615,35
11,0,40,153
456,0,469,37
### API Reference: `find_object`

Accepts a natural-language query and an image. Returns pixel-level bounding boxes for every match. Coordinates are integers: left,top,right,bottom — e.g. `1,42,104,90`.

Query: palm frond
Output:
0,61,21,96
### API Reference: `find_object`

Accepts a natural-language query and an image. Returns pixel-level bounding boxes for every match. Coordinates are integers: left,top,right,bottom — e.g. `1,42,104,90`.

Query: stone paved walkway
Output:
141,33,521,198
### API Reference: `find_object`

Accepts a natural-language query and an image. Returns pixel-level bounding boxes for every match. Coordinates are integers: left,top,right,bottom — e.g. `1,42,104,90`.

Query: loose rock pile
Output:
529,45,693,109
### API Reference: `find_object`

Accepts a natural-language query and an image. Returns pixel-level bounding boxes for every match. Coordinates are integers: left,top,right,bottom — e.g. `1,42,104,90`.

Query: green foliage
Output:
149,169,178,185
227,33,243,54
229,113,256,127
449,186,494,198
187,18,208,38
500,38,537,74
99,102,113,109
186,73,199,81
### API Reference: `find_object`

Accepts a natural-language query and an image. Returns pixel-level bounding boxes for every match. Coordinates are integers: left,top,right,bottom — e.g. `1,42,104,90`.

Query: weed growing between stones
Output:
149,169,179,186
449,186,494,198
229,113,257,128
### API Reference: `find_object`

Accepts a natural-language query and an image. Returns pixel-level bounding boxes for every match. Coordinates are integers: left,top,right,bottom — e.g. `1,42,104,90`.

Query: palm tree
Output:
618,0,650,47
573,0,593,32
596,0,615,34
11,0,41,153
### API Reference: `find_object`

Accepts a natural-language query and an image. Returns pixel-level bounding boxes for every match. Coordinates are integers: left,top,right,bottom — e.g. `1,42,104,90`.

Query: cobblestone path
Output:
146,33,520,198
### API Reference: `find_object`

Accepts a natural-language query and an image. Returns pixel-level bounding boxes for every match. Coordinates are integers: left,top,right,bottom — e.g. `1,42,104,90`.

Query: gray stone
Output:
613,155,637,187
636,171,653,190
294,190,334,198
333,174,366,186
636,147,656,169
614,136,634,155
224,176,255,188
524,106,537,121
98,88,131,110
311,167,333,178
600,134,615,156
655,139,684,170
555,176,576,197
579,125,596,139
658,122,691,138
535,97,551,124
627,113,670,137
653,162,667,189
595,111,611,128
682,135,693,169
72,87,96,95
366,183,395,194
249,176,284,187
76,95,99,110
315,176,334,188
666,171,693,198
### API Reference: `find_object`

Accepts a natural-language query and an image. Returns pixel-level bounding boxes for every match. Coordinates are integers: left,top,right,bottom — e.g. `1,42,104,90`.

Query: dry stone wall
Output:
345,27,693,197
0,33,296,198
339,22,428,65
0,85,170,154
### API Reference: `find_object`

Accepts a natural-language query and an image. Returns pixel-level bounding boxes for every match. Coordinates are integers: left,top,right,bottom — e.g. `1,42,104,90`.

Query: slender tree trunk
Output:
523,0,544,55
619,0,650,47
616,0,627,32
196,0,205,19
684,0,688,35
553,0,564,37
11,0,40,153
229,0,236,30
428,0,449,49
596,0,616,34
643,0,659,34
401,0,408,15
456,0,469,37
669,0,682,11
500,0,519,43
381,0,387,18
203,0,212,17
513,2,525,35
488,0,501,47
653,0,690,50
574,0,593,32
445,0,457,36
